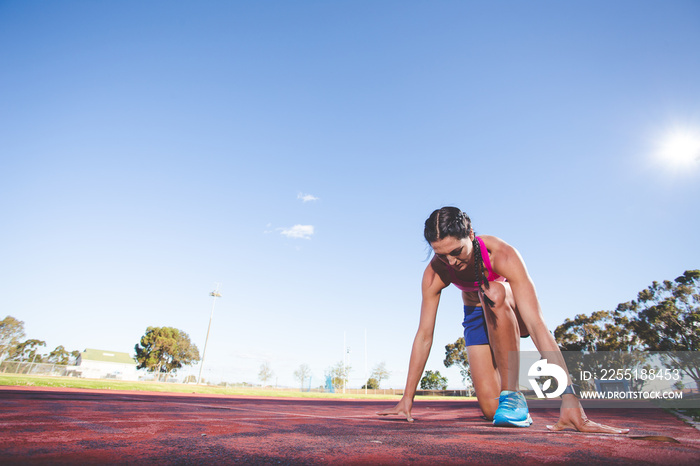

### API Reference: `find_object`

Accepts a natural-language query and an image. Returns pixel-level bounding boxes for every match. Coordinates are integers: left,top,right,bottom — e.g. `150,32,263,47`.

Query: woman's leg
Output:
480,281,526,392
467,344,501,419
479,282,534,426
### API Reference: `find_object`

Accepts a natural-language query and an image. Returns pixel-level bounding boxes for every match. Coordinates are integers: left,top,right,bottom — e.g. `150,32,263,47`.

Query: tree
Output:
554,310,635,352
258,362,274,386
618,270,700,351
134,327,200,380
554,311,649,391
444,337,473,393
0,316,25,361
362,378,379,389
47,345,73,365
617,270,700,390
370,362,391,388
420,370,448,390
294,364,312,390
328,361,351,390
554,270,700,392
7,339,46,363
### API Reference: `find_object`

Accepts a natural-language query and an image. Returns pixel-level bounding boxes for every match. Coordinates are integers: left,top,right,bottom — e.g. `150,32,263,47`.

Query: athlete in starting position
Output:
378,207,628,433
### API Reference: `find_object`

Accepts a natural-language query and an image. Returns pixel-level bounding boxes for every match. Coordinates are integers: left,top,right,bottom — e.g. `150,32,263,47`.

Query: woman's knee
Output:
477,394,498,420
473,379,499,420
482,282,509,310
467,344,500,419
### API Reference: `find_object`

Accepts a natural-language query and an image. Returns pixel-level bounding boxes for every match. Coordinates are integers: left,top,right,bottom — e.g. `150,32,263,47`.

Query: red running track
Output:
0,386,699,465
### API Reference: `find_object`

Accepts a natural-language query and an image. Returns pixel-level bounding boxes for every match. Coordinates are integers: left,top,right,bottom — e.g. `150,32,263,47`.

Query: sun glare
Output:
657,128,700,170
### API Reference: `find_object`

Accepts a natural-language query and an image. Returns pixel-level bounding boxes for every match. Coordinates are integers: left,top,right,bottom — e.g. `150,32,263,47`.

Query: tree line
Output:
1,317,393,389
0,319,202,381
0,316,80,366
260,361,391,391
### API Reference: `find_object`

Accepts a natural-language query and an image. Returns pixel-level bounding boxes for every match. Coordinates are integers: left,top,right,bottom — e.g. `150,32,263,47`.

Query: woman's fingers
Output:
546,421,568,432
376,407,413,422
546,419,629,434
576,419,629,434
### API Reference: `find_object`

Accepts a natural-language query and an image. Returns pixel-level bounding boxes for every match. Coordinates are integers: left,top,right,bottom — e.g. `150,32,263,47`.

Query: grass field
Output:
0,374,455,400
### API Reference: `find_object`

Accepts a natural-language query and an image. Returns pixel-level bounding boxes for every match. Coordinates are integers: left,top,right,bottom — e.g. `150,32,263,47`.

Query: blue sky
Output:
1,1,699,389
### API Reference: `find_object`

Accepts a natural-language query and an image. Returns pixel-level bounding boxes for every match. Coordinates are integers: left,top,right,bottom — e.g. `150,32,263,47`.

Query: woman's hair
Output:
423,206,472,243
424,206,493,302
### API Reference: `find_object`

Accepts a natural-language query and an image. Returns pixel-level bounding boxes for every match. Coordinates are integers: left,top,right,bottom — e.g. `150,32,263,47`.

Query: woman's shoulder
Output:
425,255,447,275
423,256,450,289
478,234,512,252
478,235,524,276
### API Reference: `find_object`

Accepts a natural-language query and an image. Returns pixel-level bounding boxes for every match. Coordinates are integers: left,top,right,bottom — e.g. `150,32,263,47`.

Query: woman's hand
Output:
376,397,414,422
546,395,629,434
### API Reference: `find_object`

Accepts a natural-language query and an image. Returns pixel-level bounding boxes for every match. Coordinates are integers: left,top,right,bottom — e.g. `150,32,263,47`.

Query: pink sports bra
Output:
446,237,506,292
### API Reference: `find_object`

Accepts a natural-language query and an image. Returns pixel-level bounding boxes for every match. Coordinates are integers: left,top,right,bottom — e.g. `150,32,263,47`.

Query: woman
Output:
378,207,627,433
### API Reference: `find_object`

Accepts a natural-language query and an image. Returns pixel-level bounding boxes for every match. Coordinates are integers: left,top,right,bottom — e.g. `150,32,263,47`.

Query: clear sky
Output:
1,1,699,389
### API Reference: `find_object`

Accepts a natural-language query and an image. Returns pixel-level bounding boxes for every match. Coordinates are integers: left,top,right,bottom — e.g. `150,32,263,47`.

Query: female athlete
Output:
378,206,628,433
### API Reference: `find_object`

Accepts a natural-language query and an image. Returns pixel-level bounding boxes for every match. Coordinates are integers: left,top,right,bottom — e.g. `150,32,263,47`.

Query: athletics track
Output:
0,386,699,465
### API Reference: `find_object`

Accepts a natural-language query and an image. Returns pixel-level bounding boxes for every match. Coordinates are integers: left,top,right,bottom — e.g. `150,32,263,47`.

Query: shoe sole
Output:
493,414,533,428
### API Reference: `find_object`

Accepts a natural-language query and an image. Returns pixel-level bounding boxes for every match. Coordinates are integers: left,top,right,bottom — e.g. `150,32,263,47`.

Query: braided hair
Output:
424,207,494,305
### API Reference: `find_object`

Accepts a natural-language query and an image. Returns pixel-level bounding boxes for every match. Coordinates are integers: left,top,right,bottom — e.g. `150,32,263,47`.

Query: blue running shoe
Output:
493,391,532,427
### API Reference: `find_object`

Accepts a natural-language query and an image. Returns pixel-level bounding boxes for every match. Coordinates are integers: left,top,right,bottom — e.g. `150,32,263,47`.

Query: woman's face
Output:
431,234,473,270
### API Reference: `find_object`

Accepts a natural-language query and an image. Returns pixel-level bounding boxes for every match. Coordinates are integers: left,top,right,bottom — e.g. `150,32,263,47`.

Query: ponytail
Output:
472,237,495,306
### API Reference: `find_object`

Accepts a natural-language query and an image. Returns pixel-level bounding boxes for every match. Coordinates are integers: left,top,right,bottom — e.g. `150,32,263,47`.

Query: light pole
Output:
364,328,368,395
343,333,350,394
198,283,221,385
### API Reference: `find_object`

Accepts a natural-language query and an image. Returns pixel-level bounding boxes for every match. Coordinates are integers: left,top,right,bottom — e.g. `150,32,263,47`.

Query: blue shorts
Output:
463,305,489,346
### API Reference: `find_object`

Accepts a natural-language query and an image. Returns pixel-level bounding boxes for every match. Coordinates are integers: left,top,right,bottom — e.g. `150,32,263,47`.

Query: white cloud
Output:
280,224,314,240
297,192,319,202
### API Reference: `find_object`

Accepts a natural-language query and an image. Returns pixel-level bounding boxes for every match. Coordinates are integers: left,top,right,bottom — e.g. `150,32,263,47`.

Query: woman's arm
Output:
403,266,444,398
377,263,447,421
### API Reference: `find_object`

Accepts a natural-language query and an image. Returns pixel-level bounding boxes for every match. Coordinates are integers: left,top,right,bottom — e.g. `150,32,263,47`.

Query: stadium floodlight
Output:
198,283,222,385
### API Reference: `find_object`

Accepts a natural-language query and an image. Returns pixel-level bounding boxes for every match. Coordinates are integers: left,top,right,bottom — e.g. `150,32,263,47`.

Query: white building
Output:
75,348,139,381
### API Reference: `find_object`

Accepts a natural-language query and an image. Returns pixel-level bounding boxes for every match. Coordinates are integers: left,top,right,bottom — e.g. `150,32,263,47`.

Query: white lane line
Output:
180,402,388,421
